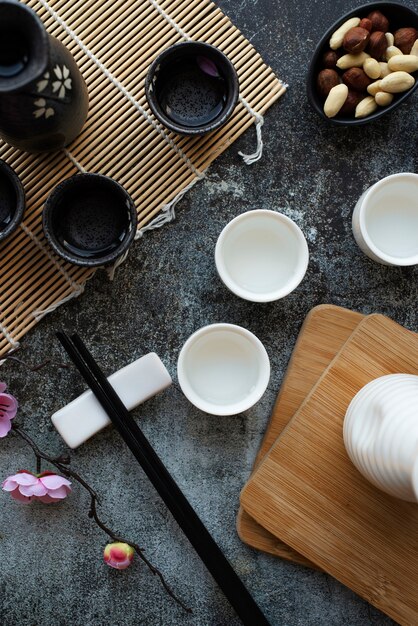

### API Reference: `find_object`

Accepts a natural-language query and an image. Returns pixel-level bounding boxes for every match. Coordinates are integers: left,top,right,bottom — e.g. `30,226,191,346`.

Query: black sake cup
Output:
306,2,418,125
43,173,137,267
0,159,25,242
145,41,239,135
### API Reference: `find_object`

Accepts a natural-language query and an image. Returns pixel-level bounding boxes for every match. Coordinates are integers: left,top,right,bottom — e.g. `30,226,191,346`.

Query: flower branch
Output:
9,424,191,613
1,381,191,614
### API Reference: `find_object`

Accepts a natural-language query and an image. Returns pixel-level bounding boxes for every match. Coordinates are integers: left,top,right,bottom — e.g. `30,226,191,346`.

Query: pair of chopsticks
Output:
57,331,270,626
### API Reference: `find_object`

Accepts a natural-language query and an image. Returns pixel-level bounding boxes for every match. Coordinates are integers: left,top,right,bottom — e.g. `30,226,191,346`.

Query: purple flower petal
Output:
197,56,220,78
0,393,18,419
46,485,70,499
40,474,71,490
2,478,18,491
13,472,37,486
19,482,48,497
0,382,7,393
0,418,12,438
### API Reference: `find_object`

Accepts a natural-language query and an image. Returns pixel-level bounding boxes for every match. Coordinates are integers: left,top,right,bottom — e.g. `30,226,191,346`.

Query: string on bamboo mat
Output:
0,0,286,358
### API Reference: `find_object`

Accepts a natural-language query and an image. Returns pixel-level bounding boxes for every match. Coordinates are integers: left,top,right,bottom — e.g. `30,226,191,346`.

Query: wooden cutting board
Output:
240,314,418,626
237,305,364,568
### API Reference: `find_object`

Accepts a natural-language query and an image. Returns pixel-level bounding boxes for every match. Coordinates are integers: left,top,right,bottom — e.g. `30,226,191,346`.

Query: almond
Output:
385,32,394,47
324,84,349,117
375,91,394,106
388,54,418,73
385,46,403,60
337,52,370,69
379,62,390,77
363,58,381,79
380,71,415,93
355,96,378,118
411,40,418,57
367,80,382,96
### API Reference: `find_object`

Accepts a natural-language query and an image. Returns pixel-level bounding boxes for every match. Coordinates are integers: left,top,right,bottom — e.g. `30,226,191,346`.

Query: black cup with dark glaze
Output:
0,159,25,243
145,42,239,135
307,2,418,125
43,174,137,267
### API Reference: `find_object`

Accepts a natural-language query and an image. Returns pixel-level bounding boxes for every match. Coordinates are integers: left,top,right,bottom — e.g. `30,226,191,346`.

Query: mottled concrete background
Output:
1,0,417,624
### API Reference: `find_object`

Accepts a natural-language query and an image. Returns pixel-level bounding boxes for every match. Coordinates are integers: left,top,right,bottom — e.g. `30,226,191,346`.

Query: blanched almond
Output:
363,58,381,79
375,91,394,106
367,80,382,95
380,71,415,92
386,46,403,60
337,52,370,69
324,84,349,117
411,39,418,57
330,17,361,50
385,32,394,47
378,62,390,77
388,54,418,73
355,96,377,118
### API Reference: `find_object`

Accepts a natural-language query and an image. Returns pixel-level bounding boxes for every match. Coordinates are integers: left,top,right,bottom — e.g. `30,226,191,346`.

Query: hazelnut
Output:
367,10,389,33
343,27,370,53
359,18,372,32
368,31,387,59
394,28,418,54
342,67,371,91
322,50,339,69
339,90,362,115
317,68,341,99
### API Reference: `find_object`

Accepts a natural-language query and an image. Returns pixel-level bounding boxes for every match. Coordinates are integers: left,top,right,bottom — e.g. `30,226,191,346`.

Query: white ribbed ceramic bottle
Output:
343,374,418,503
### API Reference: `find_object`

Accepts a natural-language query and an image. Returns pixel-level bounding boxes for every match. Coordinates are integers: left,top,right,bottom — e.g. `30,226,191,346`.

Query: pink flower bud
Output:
103,542,135,570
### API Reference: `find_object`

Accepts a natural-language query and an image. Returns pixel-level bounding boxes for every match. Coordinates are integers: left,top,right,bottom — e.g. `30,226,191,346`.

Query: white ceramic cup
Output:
352,173,418,266
215,209,309,302
177,323,270,415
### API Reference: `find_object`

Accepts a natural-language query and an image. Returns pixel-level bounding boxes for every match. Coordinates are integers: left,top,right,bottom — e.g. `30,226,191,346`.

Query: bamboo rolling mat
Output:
0,0,286,358
237,305,365,568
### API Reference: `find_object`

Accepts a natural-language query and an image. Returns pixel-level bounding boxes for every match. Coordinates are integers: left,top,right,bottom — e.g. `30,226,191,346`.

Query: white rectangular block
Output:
51,352,172,448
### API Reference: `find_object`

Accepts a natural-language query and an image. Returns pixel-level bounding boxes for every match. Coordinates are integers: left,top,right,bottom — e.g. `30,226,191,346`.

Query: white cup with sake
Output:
352,173,418,266
215,209,309,302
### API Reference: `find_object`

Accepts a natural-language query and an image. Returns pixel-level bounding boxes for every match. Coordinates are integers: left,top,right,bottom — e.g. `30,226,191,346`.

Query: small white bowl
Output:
177,323,270,415
215,209,309,302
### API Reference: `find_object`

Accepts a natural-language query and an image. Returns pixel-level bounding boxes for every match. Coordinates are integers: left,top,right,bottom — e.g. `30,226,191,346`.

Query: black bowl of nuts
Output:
307,2,418,124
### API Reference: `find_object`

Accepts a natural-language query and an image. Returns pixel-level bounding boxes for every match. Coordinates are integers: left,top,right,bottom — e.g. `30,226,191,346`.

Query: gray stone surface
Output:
1,0,417,625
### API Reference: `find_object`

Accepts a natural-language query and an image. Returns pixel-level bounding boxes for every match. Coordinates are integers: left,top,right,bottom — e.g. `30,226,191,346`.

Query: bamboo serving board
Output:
237,305,364,568
241,314,418,626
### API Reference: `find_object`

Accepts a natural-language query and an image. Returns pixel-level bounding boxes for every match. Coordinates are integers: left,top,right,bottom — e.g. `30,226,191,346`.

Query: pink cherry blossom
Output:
2,470,71,504
0,382,18,438
104,542,135,570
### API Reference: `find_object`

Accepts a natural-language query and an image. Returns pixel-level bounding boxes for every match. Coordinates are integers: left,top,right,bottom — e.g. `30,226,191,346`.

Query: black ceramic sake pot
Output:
0,0,89,152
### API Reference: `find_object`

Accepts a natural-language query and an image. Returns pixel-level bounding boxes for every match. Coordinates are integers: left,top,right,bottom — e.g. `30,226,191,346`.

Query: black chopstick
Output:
57,331,271,626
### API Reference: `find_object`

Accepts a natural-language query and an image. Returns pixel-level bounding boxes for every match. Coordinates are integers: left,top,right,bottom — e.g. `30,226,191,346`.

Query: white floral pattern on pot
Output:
33,98,55,119
36,71,50,93
32,65,72,121
52,65,72,99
